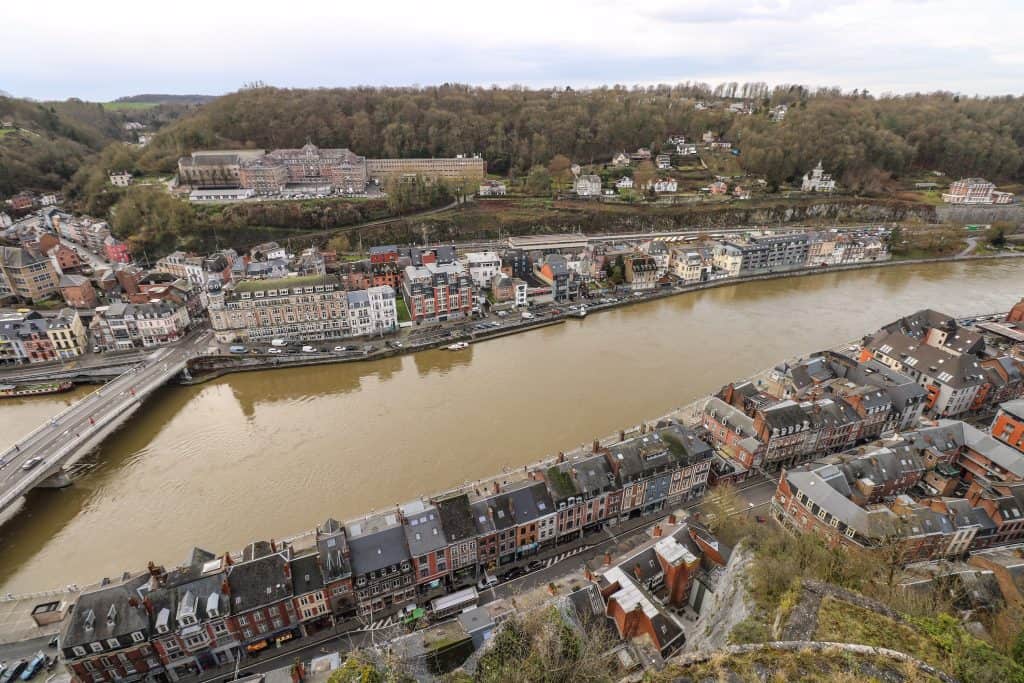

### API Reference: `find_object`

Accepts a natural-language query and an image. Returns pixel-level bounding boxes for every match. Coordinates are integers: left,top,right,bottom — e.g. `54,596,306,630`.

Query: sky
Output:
3,0,1023,101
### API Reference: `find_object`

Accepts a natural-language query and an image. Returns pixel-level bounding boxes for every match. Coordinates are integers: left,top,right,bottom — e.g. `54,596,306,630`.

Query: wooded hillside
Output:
132,84,1024,190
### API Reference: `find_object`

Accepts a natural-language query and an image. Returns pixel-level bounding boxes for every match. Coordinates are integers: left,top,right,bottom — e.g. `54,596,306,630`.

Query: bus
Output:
429,587,479,620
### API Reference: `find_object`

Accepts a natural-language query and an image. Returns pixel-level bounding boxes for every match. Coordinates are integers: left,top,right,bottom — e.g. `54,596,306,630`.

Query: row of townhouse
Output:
862,309,1024,417
90,301,191,352
0,309,88,365
52,216,131,263
207,275,397,343
61,423,715,680
771,395,1024,563
703,310,1024,476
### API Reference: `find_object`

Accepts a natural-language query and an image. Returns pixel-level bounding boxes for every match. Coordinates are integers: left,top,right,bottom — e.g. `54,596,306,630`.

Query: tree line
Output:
121,84,1023,192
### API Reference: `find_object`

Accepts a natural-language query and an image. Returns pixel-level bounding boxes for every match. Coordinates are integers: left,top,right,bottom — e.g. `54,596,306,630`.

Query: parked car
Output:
267,348,282,355
500,567,526,582
527,560,546,572
1,660,27,683
301,345,317,353
229,345,247,354
270,338,287,347
21,458,42,471
477,572,499,590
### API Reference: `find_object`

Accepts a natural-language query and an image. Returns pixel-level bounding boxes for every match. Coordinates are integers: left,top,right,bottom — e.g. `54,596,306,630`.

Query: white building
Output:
514,280,528,308
769,104,788,122
109,171,133,187
155,251,206,288
646,241,671,276
464,251,502,289
655,154,672,170
615,176,634,190
574,174,602,197
346,286,398,337
942,178,1014,205
40,194,58,206
478,181,506,196
250,241,288,261
646,178,678,193
801,161,836,193
611,152,631,167
672,251,709,283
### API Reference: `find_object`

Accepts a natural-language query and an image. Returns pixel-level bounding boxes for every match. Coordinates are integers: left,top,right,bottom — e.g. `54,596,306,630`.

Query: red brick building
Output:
60,274,98,309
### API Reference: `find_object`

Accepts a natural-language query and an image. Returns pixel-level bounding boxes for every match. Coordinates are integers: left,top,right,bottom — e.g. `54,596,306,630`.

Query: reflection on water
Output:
0,260,1021,592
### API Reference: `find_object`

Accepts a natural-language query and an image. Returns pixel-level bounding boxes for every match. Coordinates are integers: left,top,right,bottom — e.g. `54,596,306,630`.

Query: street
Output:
185,476,778,683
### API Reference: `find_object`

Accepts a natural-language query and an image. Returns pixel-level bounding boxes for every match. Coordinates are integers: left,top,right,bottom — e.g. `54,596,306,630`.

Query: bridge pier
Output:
37,468,73,489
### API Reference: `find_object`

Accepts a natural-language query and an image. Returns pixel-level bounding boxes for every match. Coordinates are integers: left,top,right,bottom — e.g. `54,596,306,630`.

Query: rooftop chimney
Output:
603,553,612,567
652,524,663,538
668,513,677,525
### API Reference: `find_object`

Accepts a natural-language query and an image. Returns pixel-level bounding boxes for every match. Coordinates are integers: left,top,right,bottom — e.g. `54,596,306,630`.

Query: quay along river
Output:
0,259,1022,594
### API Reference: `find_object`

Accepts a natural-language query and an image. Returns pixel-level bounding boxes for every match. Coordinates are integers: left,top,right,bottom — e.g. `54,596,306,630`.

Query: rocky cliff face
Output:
358,198,939,247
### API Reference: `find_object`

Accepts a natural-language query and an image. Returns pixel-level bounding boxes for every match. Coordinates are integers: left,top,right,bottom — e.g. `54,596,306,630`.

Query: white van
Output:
521,311,535,320
301,345,317,353
271,339,287,347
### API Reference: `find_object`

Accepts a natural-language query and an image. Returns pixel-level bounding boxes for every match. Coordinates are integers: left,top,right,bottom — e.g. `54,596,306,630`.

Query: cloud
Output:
1,0,1022,100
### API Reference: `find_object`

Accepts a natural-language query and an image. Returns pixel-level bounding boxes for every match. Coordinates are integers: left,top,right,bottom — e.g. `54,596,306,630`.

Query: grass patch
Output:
395,298,411,323
102,101,160,111
658,648,946,683
545,467,577,498
0,128,16,138
815,597,946,666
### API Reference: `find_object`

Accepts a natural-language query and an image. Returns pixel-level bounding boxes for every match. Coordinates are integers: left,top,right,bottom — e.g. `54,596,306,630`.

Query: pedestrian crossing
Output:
543,544,590,569
354,615,396,632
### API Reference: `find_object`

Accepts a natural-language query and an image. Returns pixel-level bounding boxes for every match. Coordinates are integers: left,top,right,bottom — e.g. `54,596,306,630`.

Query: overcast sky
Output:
3,0,1023,101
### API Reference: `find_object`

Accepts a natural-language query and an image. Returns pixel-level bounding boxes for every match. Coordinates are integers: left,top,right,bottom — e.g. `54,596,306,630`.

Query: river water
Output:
0,260,1022,593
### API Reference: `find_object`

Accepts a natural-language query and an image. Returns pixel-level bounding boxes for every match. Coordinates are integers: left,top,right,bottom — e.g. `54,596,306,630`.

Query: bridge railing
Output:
0,359,188,512
0,363,141,463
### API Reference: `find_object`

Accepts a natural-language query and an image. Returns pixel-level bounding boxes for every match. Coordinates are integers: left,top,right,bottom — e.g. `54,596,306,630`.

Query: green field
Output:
102,101,161,111
0,128,17,138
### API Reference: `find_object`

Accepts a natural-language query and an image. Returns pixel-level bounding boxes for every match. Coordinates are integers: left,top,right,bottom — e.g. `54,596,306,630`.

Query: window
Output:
237,615,248,626
272,618,283,629
90,643,103,654
106,639,120,649
73,646,87,658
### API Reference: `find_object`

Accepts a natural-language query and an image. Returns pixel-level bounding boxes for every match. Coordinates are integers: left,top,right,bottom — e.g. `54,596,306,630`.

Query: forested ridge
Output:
126,83,1024,190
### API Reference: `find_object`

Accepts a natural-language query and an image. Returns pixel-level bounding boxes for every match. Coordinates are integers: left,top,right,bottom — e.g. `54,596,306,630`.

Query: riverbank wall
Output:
180,250,1024,385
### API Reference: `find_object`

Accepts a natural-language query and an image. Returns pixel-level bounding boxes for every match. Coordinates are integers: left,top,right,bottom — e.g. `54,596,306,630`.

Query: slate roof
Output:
226,550,293,613
435,494,476,543
316,518,351,582
403,505,448,557
868,330,986,388
571,453,618,497
658,424,714,467
507,481,555,525
1001,399,1024,422
759,400,811,431
62,574,151,649
608,432,673,483
291,553,324,595
347,520,410,576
